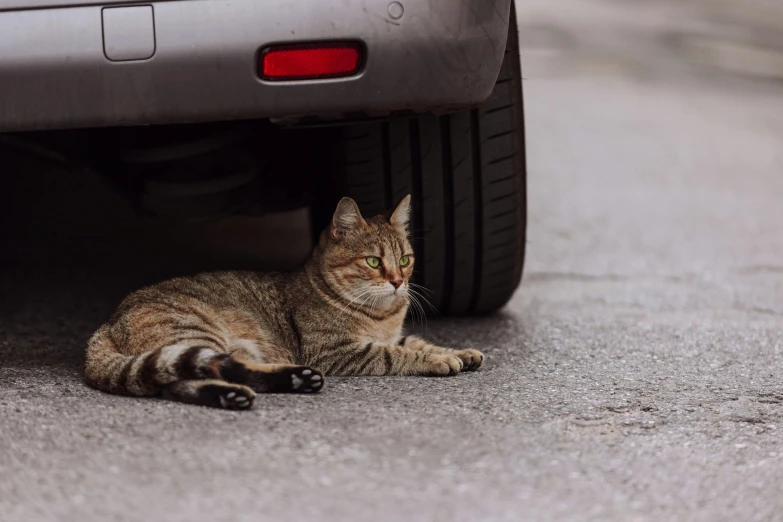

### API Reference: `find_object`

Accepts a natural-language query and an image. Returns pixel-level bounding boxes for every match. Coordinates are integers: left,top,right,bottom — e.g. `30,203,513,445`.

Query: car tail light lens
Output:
260,43,363,81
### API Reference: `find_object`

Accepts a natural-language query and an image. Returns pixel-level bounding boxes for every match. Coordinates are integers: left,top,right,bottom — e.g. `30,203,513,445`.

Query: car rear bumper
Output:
0,0,511,132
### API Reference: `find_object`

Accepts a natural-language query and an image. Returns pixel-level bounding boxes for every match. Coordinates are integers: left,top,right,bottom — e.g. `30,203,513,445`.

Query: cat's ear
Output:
389,194,411,230
331,197,367,239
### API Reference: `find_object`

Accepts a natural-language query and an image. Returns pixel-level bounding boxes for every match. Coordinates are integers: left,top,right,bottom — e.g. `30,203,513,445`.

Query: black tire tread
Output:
325,3,526,315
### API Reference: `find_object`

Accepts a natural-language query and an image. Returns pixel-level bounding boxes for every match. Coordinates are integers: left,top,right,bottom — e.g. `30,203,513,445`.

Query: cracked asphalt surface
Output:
2,2,783,521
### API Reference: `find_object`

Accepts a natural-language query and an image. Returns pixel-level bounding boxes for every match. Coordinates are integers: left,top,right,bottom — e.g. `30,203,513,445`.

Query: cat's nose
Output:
389,279,403,289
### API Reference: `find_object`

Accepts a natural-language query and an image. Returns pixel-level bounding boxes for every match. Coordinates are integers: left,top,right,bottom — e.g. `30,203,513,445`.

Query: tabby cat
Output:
84,195,484,409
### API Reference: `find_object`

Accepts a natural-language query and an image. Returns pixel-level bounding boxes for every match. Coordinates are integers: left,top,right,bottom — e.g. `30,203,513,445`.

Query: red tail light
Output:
260,43,363,81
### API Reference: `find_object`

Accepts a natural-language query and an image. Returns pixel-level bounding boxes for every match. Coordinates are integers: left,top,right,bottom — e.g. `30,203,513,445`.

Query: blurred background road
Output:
2,1,783,520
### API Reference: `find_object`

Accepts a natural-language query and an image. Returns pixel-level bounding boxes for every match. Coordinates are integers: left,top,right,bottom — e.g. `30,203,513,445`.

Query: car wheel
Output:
313,7,526,315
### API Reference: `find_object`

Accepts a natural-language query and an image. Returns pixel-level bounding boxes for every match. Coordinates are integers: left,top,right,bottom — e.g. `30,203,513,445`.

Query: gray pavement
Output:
2,1,783,521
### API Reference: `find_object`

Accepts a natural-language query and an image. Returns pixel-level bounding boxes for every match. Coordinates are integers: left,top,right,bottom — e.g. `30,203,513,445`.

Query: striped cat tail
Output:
84,325,236,396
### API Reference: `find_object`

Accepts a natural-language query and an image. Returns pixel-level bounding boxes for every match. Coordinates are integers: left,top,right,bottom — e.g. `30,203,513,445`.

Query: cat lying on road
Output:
84,195,484,409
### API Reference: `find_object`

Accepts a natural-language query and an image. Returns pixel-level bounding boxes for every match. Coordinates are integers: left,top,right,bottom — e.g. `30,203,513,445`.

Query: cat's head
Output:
318,195,414,308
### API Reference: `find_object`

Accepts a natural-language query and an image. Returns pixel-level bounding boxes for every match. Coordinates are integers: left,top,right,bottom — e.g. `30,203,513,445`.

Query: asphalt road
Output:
2,2,783,521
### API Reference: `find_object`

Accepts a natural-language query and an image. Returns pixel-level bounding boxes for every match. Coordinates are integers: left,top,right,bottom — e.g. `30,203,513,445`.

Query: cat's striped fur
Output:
84,195,484,409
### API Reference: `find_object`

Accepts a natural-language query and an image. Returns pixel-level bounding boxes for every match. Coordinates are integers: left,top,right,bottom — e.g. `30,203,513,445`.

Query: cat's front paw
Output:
289,367,324,394
428,354,463,376
246,365,324,393
455,349,484,371
203,384,256,410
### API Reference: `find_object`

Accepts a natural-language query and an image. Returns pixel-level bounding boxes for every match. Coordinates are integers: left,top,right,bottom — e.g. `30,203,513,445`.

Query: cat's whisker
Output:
370,292,383,317
334,287,378,320
365,291,377,315
408,282,435,295
414,297,428,336
357,289,386,312
357,287,389,318
409,297,423,330
407,288,439,337
407,291,427,335
409,288,439,313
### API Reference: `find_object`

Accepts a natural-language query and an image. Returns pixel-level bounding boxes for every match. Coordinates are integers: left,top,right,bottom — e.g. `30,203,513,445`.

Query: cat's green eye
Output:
399,255,410,267
366,256,381,268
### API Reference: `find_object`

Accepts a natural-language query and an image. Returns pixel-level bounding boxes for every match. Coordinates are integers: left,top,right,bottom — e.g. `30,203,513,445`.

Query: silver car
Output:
0,0,526,315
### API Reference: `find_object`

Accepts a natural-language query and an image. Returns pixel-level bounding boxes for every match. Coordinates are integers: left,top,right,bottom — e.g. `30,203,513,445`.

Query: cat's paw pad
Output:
430,355,462,376
290,367,324,393
215,387,255,410
455,349,484,371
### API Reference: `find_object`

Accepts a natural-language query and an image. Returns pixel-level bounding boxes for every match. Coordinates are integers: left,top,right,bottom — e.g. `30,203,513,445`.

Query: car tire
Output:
312,6,526,315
